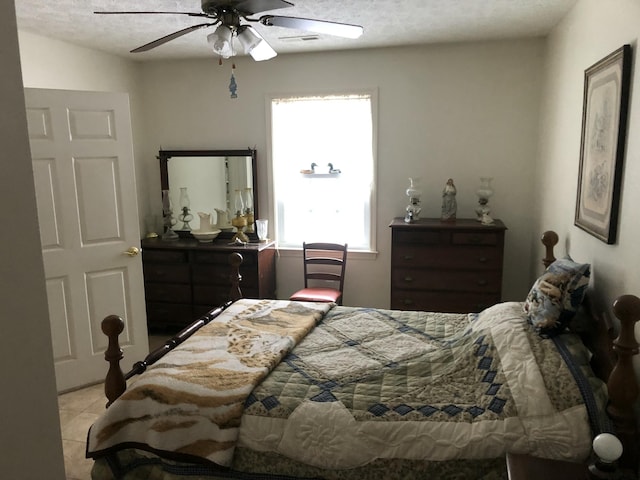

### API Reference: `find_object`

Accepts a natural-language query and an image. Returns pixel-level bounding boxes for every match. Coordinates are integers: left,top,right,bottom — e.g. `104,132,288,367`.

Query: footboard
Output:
101,251,244,406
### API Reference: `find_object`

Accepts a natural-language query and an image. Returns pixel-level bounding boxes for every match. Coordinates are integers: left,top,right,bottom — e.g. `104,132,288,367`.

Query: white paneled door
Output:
25,89,148,392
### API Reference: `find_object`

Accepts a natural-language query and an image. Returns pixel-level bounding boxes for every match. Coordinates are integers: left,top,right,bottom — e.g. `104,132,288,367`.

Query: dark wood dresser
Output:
141,237,276,330
389,218,506,313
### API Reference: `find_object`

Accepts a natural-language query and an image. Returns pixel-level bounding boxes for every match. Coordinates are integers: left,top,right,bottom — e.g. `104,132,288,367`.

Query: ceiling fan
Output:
95,0,364,61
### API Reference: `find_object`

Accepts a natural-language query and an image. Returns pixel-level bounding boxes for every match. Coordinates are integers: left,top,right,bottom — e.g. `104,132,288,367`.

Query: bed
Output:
87,231,640,479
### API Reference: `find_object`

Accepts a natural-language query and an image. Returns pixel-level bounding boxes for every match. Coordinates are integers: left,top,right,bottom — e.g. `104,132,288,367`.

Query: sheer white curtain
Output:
270,93,376,250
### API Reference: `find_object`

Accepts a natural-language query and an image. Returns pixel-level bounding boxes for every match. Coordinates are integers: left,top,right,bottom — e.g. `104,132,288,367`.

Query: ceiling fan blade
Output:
243,26,278,61
234,0,293,15
94,11,210,18
260,15,363,39
131,23,217,53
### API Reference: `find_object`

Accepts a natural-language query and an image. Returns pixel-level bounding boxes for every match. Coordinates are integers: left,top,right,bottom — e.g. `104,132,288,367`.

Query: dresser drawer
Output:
192,264,259,287
192,250,258,267
392,230,441,245
392,245,502,269
452,231,501,246
142,249,188,263
145,302,194,328
390,291,499,313
392,268,502,293
144,283,191,303
192,286,259,306
143,263,190,283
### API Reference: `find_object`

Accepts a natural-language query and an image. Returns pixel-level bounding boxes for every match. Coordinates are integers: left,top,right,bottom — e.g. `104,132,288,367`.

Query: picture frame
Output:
575,44,632,244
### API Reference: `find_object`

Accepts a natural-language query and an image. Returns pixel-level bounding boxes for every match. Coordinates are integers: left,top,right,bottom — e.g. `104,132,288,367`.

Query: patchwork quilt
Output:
88,300,606,479
237,302,600,469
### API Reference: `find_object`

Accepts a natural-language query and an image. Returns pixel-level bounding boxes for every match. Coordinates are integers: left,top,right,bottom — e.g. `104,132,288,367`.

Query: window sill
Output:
276,246,378,260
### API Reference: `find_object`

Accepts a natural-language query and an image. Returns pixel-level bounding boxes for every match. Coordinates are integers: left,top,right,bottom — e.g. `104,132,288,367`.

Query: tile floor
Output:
58,382,106,480
58,334,171,479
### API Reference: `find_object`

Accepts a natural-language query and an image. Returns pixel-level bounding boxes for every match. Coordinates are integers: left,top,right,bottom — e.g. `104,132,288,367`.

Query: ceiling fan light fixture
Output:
248,40,278,61
236,25,276,61
236,26,262,55
207,24,233,58
96,1,363,62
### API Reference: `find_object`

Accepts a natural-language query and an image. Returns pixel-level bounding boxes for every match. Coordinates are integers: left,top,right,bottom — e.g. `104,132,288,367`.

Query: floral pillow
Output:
523,257,591,336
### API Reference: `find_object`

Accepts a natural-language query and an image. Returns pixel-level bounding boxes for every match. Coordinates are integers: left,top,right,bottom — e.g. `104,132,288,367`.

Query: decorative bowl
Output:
191,229,221,243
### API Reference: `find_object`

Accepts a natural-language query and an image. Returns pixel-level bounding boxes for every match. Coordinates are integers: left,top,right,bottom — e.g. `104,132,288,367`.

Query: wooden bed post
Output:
541,230,558,268
607,294,640,471
102,315,126,407
229,252,243,301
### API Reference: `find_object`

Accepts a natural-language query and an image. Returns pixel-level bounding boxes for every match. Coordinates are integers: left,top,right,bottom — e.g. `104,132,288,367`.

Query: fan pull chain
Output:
218,58,238,99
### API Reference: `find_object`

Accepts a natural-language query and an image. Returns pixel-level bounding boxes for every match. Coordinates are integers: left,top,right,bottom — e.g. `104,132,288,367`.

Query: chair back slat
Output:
306,257,344,266
307,272,343,282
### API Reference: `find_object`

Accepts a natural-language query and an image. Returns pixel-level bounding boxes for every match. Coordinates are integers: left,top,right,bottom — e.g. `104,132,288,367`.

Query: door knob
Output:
123,246,140,256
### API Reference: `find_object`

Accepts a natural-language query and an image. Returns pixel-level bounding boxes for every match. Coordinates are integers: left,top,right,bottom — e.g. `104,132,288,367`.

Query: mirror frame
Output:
158,148,259,219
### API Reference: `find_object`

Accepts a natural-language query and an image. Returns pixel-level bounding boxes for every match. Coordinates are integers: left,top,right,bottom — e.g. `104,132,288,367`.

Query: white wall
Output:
0,3,65,478
17,30,546,309
535,0,640,319
136,40,545,307
536,0,640,377
18,30,148,233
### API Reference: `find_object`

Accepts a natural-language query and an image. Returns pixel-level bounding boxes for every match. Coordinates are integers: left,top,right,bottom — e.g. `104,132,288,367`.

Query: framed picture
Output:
575,44,632,244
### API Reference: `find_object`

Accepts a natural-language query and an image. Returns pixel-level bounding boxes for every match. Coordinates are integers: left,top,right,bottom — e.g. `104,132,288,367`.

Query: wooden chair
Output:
289,242,347,305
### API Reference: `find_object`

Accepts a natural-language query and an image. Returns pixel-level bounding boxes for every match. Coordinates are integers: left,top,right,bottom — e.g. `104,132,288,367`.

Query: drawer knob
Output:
478,257,488,263
477,279,488,286
403,276,414,283
403,255,414,261
403,299,414,305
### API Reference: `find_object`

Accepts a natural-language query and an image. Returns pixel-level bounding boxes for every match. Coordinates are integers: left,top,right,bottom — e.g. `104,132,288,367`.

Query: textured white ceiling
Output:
14,0,578,61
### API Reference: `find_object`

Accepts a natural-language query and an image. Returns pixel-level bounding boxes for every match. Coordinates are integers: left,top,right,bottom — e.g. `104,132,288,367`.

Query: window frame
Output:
265,89,378,253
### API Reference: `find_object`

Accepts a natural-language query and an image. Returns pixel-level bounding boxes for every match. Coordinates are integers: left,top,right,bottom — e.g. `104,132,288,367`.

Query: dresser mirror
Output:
159,149,257,231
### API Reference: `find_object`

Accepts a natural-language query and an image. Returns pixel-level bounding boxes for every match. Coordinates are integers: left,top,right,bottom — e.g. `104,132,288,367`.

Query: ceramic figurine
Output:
441,178,457,222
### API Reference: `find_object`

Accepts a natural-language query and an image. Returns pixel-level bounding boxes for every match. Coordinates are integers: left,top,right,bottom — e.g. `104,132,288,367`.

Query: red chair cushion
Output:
290,287,342,303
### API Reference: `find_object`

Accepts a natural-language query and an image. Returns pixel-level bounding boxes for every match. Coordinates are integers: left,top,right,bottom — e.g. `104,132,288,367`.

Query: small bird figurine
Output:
328,162,341,174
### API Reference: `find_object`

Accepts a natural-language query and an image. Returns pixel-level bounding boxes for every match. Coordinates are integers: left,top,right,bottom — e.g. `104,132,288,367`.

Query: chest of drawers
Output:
142,238,276,330
389,218,506,313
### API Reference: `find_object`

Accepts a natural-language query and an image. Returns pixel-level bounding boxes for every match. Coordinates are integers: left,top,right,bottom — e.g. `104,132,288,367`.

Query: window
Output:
268,92,376,251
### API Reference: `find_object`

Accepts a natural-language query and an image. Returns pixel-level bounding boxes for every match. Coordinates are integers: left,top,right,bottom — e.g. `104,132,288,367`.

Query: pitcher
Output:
214,208,231,228
197,212,213,232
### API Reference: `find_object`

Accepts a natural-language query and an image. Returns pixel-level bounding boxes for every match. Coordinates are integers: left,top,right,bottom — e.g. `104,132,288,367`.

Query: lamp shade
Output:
237,25,277,61
207,25,233,58
236,26,262,54
248,38,277,61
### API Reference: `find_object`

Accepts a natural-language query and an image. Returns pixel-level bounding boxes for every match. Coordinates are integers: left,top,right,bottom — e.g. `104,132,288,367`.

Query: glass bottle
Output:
233,189,245,216
161,190,178,240
475,177,494,224
404,177,422,223
178,187,193,230
242,187,253,214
